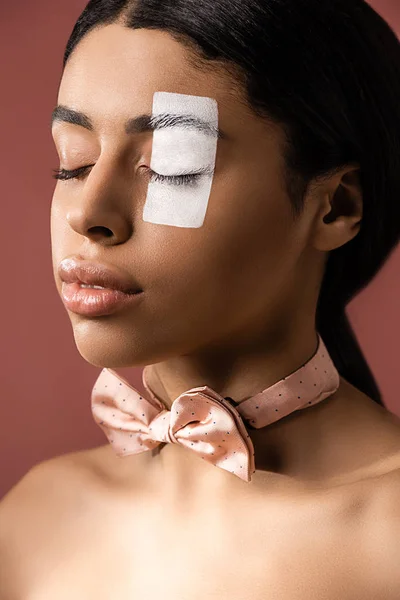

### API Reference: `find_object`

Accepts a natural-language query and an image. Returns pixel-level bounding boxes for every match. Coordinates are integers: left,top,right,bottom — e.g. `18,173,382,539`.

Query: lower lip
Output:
61,282,144,316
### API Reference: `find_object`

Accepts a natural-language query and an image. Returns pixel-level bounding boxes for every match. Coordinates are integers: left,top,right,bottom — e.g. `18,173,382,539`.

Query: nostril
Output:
88,226,113,237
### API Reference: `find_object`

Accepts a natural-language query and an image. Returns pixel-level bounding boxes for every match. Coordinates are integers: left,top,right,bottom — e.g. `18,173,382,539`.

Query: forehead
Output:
58,23,248,137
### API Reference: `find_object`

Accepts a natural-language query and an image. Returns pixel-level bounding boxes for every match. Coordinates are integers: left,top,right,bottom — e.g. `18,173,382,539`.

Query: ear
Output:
311,164,363,252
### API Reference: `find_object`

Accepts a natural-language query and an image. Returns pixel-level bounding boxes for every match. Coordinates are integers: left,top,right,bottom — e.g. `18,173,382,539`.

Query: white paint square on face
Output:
143,92,219,228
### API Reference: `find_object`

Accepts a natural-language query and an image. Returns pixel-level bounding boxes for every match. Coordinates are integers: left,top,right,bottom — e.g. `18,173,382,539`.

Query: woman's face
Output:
51,23,324,368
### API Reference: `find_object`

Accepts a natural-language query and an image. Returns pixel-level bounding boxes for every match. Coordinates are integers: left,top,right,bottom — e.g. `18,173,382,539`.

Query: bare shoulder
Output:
0,448,106,588
0,443,145,538
359,393,400,538
1,448,93,505
0,446,111,527
364,463,400,597
0,443,141,544
345,413,400,600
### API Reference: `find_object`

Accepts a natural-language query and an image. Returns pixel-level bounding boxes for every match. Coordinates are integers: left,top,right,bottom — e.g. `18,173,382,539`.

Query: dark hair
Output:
62,0,400,407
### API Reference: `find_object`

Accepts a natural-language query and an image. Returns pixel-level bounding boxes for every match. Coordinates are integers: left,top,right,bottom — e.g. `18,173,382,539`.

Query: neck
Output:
138,326,344,502
145,327,320,409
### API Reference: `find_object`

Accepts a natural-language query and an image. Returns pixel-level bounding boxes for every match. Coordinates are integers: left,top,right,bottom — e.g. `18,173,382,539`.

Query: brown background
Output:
0,1,399,499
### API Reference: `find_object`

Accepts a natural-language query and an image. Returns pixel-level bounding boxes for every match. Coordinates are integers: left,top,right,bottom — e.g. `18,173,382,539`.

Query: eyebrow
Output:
51,105,225,139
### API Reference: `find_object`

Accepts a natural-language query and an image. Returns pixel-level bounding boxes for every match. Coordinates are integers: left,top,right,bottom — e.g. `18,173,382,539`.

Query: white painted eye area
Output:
143,92,219,229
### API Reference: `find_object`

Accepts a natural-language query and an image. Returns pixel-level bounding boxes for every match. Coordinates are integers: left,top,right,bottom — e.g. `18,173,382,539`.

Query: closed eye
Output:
52,165,213,187
143,166,212,187
52,165,92,181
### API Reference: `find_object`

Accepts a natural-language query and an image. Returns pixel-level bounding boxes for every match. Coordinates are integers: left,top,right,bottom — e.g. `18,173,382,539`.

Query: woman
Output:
1,0,400,597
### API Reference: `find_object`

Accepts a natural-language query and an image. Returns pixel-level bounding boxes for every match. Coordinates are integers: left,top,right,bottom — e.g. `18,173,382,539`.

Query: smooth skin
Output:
1,23,400,600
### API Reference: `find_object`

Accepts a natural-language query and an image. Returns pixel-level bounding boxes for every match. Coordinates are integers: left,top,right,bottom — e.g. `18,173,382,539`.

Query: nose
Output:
67,209,132,245
66,161,134,245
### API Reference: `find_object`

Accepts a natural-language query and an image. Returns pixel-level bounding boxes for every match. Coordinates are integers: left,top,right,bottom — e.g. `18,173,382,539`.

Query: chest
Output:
12,494,387,600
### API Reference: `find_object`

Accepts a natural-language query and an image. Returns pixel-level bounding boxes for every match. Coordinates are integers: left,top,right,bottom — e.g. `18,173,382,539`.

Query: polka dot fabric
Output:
238,334,340,428
91,333,339,483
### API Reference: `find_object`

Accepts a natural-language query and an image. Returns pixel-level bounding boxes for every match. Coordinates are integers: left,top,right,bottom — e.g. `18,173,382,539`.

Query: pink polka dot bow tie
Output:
91,333,339,483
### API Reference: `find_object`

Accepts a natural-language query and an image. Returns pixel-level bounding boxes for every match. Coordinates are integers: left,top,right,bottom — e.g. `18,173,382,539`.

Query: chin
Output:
69,319,154,369
68,312,194,368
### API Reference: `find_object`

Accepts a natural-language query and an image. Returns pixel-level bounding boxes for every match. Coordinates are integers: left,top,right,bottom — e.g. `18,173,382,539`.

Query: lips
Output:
58,258,142,294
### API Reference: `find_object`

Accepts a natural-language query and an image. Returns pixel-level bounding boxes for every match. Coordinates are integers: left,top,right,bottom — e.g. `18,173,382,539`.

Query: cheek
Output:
139,174,301,346
50,193,61,251
143,91,218,229
146,160,296,294
204,192,301,325
147,194,293,307
204,167,296,280
50,192,72,279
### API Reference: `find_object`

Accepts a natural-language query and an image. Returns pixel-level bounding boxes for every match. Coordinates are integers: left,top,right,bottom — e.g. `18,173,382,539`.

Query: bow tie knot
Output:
92,372,256,482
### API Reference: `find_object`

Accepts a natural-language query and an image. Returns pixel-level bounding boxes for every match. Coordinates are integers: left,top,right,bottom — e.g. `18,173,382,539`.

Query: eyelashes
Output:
145,167,205,187
52,166,91,182
52,165,211,187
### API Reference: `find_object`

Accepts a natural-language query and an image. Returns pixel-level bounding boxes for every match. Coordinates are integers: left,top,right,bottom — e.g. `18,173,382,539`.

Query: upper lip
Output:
58,258,142,294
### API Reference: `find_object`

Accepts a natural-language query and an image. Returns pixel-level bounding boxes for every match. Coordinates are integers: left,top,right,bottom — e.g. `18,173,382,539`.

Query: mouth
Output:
58,257,144,317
